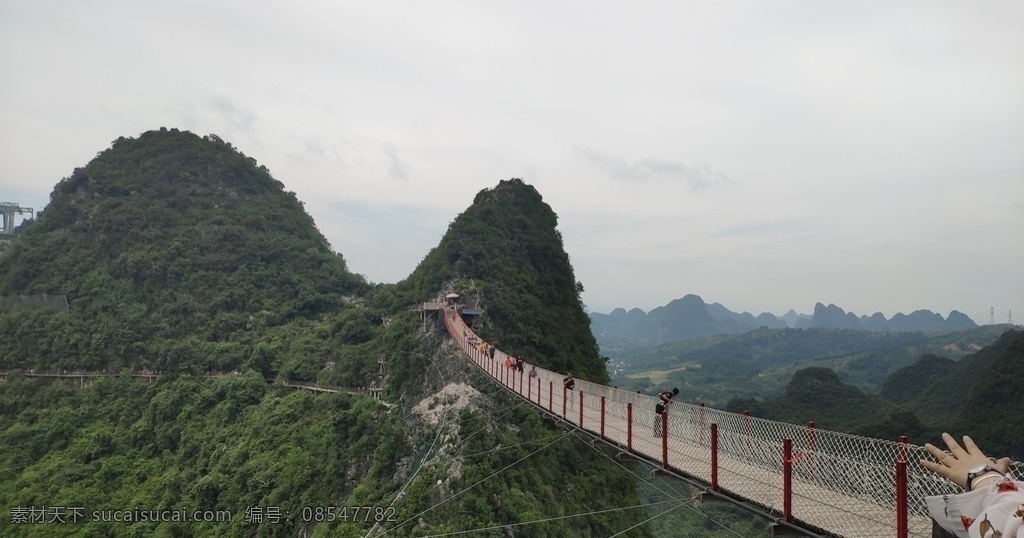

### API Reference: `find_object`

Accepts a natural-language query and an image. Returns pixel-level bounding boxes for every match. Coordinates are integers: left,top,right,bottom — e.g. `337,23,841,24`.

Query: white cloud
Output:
381,143,412,182
0,0,1021,322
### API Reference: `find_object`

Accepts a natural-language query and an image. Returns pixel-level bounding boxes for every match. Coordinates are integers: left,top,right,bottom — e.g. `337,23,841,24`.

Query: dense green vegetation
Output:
0,131,697,537
722,330,1024,458
10,128,1013,538
950,330,1024,459
610,325,1009,406
0,374,407,537
0,128,371,377
379,178,606,383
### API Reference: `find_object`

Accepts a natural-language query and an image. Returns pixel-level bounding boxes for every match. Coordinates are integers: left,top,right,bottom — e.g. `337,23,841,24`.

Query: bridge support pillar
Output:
694,492,727,507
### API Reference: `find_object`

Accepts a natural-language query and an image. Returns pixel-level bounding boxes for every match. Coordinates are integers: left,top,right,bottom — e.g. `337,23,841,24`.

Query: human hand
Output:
920,433,1011,490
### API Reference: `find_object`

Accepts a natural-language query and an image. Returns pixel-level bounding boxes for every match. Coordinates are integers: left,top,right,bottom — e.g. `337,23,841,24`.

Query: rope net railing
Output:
0,294,69,313
440,304,1022,538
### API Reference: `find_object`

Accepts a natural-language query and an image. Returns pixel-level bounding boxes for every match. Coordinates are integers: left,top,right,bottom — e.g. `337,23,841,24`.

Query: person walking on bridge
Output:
563,372,575,410
653,388,679,437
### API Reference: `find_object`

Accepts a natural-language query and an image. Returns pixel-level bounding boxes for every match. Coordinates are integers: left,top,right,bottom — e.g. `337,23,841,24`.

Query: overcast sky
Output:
2,1,1021,323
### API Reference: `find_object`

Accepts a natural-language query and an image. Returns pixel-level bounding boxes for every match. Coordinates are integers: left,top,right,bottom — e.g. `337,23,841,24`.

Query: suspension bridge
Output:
440,302,1021,538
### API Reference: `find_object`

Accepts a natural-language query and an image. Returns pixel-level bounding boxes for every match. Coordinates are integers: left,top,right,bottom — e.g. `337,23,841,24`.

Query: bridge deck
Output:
443,306,943,538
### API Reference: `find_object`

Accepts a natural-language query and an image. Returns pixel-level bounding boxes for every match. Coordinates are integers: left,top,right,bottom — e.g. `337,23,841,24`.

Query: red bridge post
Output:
579,391,584,427
518,369,524,395
661,412,669,469
627,403,633,453
896,435,909,538
600,396,606,440
783,438,793,522
711,422,719,491
548,381,553,412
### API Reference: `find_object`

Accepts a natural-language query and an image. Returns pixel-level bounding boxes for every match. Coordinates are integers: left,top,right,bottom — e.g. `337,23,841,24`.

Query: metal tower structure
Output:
0,203,34,234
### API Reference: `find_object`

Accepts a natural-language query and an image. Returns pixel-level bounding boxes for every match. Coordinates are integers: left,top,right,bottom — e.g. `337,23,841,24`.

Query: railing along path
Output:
442,305,1021,538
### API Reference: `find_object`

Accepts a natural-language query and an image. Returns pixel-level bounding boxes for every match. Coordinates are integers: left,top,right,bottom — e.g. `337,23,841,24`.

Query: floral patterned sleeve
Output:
926,478,1024,538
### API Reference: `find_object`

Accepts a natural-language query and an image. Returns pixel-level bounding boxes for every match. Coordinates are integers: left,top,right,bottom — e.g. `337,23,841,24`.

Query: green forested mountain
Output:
0,128,370,377
610,324,1008,407
723,330,1023,458
378,178,607,382
3,130,736,537
953,330,1024,459
880,330,1018,425
878,354,956,406
590,296,976,350
725,367,891,432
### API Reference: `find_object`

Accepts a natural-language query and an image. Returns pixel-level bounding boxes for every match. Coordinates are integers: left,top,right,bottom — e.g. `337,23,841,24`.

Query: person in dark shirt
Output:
563,372,575,409
653,388,679,436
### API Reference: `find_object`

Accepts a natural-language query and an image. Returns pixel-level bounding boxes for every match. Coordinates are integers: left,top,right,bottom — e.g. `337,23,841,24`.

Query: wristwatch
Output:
966,465,1000,491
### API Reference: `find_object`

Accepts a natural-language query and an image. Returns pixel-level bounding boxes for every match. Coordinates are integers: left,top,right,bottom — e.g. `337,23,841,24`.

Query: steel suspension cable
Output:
374,430,571,537
606,501,689,538
575,431,753,538
460,433,567,458
417,499,682,537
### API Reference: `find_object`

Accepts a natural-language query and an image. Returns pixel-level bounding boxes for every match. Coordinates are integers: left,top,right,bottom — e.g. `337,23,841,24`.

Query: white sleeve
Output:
926,478,1024,538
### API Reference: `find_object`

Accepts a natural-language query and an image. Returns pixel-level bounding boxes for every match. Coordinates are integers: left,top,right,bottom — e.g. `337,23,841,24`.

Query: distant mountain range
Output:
590,294,977,348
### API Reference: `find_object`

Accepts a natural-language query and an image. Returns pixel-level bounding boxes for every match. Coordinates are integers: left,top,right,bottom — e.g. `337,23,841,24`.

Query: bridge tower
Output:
0,203,34,234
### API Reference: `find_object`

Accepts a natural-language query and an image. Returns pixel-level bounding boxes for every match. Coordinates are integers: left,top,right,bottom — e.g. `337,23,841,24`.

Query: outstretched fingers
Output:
942,432,967,458
924,441,950,464
921,460,948,478
921,443,952,477
960,435,987,458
